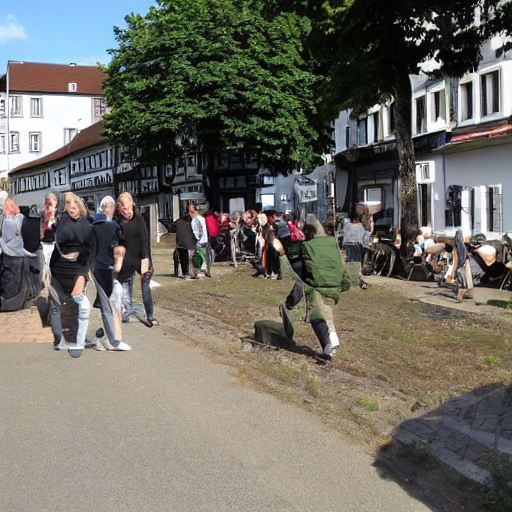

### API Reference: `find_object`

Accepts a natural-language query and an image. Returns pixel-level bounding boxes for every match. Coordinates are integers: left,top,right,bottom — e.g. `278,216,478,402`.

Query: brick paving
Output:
1,306,53,344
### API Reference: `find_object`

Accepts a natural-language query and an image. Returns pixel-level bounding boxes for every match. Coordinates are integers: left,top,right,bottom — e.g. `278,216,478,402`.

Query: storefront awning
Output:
434,124,512,154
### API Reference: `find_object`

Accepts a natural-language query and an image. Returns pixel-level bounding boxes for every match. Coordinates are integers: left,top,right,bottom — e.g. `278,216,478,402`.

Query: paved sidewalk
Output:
2,253,511,488
366,274,512,485
0,312,431,512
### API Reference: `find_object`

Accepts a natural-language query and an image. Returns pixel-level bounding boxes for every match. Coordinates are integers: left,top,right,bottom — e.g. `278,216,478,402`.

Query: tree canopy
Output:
316,0,512,233
101,0,331,172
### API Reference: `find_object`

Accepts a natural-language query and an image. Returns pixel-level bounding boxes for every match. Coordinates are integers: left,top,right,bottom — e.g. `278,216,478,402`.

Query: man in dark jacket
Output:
116,192,157,327
174,213,197,279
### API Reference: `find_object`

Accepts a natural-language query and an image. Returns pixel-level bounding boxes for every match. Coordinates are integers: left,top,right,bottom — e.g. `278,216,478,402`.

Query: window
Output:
68,82,77,92
263,175,275,185
260,194,275,209
64,128,78,144
418,183,432,228
54,168,66,187
231,151,242,165
389,102,396,133
9,132,19,152
460,81,473,121
92,97,107,122
345,126,350,148
0,98,4,117
432,90,446,123
243,152,258,167
0,134,5,153
415,96,426,134
373,112,380,142
357,118,367,145
30,97,43,117
416,162,435,183
29,133,41,152
177,158,185,174
10,96,22,116
217,152,229,168
363,187,382,203
481,70,500,116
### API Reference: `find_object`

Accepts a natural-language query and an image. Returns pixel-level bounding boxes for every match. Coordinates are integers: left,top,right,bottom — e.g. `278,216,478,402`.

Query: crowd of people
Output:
2,193,487,360
0,192,156,358
172,206,350,358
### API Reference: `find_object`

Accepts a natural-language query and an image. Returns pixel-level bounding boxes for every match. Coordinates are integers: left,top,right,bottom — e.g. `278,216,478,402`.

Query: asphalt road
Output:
0,317,430,512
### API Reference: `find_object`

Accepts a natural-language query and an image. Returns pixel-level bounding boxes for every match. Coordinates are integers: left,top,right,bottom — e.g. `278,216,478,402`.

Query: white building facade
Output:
333,33,512,239
1,61,106,186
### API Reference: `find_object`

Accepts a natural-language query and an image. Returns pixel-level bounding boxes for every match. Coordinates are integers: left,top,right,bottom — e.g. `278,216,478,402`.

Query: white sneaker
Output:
323,343,337,358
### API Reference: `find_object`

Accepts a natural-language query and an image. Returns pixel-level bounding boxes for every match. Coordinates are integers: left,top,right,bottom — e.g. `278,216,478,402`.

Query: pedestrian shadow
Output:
373,382,512,511
245,319,329,364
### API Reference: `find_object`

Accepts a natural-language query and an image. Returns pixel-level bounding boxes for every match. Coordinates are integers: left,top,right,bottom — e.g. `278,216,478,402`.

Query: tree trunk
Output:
393,75,418,257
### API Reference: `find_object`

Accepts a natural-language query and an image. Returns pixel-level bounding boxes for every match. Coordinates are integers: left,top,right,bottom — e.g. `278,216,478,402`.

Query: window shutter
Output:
490,184,502,232
473,186,487,234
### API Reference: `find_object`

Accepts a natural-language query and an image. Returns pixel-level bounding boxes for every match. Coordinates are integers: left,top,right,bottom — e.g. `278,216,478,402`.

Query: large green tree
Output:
101,0,331,173
317,0,512,239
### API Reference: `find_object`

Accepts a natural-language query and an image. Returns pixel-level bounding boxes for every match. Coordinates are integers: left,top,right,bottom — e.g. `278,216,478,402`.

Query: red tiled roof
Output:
9,121,108,175
8,61,106,95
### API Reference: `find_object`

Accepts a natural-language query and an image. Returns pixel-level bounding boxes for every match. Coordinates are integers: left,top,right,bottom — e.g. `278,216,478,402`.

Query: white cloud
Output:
0,20,27,44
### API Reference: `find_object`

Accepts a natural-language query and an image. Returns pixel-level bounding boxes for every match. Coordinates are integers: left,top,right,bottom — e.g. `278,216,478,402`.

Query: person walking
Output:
189,204,210,277
49,192,95,358
0,198,41,311
91,196,130,351
452,229,474,300
116,192,158,327
282,214,350,358
342,215,369,289
40,193,58,285
174,213,197,279
204,208,221,266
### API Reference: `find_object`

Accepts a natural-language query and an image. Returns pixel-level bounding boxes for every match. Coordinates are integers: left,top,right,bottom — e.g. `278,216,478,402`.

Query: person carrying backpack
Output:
281,214,350,358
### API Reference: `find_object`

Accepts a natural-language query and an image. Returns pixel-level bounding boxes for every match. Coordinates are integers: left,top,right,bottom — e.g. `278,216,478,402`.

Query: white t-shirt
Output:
192,215,208,245
343,222,365,244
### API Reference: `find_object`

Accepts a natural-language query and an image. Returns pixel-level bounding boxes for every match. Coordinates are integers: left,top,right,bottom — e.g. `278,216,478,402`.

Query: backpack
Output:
301,237,351,301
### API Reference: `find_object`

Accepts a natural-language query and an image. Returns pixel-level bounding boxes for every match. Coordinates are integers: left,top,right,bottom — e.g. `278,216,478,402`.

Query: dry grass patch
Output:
150,249,512,451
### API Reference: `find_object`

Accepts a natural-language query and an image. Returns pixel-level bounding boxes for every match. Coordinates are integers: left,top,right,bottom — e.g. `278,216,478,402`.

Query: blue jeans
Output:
49,278,90,349
121,273,155,321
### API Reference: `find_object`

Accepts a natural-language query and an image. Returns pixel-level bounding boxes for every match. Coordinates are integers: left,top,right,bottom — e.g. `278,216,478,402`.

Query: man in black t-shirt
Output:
116,192,157,327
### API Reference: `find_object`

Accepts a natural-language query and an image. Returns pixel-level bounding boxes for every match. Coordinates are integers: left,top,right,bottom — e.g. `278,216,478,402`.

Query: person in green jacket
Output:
282,214,350,358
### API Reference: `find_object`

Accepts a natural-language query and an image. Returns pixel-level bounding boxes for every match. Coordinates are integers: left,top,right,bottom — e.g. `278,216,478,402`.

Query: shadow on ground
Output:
245,319,329,365
373,383,512,512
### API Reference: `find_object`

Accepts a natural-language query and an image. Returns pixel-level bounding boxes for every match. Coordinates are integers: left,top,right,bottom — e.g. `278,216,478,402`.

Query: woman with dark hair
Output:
49,192,95,357
282,214,350,358
0,198,42,311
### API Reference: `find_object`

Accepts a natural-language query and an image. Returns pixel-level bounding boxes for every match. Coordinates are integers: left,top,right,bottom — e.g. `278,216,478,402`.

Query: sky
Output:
0,0,157,70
